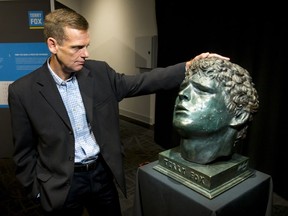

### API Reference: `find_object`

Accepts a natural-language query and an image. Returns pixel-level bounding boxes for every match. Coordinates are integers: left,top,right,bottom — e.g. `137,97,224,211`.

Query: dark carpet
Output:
0,118,288,216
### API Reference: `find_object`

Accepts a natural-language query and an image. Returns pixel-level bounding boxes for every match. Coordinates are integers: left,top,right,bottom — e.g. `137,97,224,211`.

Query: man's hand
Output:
185,52,230,70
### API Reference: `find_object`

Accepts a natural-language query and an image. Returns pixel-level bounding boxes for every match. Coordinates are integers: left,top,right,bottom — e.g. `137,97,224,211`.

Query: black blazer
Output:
8,59,185,211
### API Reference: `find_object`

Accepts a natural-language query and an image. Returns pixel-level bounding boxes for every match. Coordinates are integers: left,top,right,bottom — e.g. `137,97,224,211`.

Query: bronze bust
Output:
173,57,259,164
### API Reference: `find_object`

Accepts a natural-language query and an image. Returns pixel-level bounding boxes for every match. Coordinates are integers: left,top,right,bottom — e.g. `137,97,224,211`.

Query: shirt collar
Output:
47,58,76,86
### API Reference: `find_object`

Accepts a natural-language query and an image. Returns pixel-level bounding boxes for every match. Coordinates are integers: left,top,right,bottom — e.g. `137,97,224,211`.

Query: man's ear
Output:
230,112,250,127
47,37,57,54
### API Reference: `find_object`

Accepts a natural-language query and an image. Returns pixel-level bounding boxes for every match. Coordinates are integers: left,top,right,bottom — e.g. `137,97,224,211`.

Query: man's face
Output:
173,73,233,138
54,27,90,74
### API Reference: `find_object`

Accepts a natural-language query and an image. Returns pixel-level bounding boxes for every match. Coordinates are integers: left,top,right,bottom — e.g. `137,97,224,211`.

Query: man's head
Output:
44,8,90,78
173,57,259,164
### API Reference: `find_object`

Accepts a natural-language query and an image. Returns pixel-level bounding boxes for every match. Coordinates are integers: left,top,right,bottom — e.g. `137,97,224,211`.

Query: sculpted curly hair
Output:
185,57,259,142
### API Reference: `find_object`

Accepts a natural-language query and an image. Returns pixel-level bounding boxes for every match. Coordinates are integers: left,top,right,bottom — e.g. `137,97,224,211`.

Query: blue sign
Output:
28,11,44,29
0,42,50,107
0,42,49,80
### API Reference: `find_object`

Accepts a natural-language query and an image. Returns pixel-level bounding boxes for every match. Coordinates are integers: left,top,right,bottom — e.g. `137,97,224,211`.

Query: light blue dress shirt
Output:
47,61,99,164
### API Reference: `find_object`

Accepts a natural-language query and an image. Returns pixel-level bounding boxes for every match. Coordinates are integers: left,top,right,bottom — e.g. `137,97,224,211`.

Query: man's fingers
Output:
207,53,230,60
186,52,230,70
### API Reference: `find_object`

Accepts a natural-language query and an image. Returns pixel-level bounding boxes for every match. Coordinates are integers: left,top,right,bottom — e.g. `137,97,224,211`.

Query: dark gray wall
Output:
0,109,13,157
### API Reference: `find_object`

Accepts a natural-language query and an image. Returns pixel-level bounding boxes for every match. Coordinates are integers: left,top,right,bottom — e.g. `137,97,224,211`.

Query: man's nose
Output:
81,47,89,58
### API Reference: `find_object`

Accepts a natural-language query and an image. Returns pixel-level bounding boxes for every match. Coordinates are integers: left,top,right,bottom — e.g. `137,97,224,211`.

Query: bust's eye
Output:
192,81,214,94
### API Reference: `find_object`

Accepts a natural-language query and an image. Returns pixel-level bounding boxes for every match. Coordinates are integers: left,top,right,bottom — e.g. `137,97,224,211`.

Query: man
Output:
8,8,229,215
173,57,259,165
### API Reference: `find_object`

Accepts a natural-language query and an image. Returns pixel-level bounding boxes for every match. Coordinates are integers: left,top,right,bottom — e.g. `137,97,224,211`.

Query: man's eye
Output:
73,46,83,50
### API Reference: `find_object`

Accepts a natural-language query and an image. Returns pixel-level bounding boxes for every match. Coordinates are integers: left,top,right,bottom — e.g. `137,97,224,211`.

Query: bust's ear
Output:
230,112,249,127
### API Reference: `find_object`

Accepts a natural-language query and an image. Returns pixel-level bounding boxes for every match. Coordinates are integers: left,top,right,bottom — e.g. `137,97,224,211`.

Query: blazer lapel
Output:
76,67,94,124
36,66,72,130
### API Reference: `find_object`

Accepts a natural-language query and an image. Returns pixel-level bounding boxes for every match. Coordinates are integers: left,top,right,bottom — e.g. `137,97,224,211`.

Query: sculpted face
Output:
173,72,233,138
172,57,259,164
